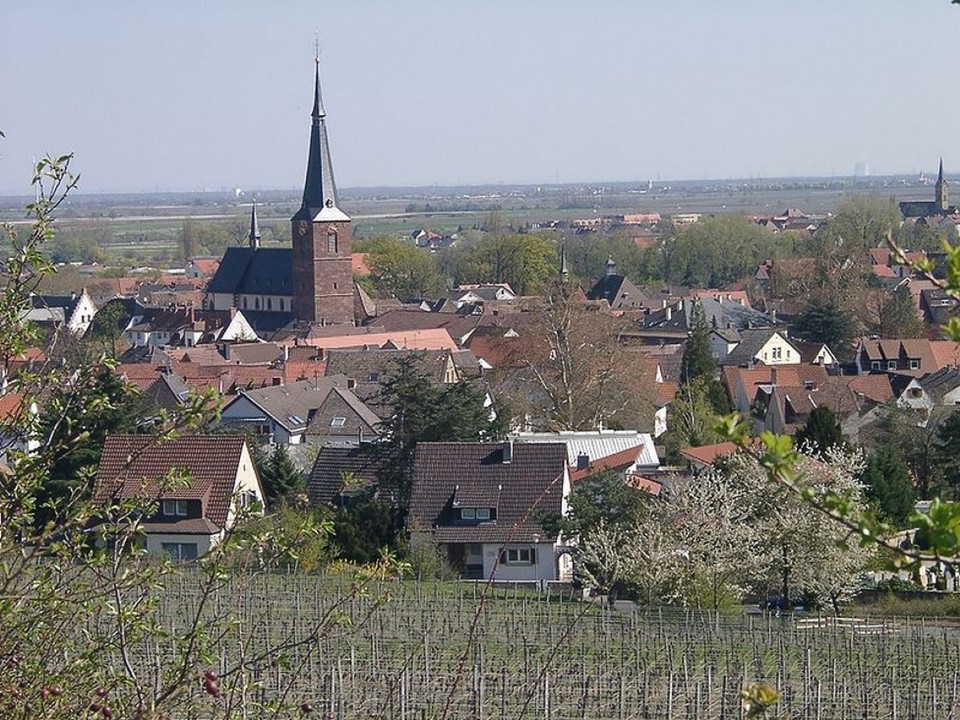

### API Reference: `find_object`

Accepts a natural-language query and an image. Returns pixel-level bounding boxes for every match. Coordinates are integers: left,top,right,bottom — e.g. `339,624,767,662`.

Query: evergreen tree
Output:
680,301,715,385
256,443,302,505
876,285,926,339
861,447,916,528
794,294,857,358
794,406,844,455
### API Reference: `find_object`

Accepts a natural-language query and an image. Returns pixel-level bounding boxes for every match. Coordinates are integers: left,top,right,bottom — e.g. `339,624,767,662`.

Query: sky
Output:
1,1,959,195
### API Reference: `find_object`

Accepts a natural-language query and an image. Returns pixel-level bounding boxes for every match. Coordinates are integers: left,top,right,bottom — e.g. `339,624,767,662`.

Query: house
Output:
219,376,359,444
306,445,391,506
24,289,98,337
125,307,259,349
92,435,265,560
855,338,960,376
719,328,801,368
585,258,648,311
185,257,220,280
0,392,39,465
408,441,572,582
452,284,517,304
896,366,960,424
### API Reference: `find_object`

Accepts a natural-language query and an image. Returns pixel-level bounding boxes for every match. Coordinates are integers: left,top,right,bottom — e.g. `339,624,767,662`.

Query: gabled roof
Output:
586,274,648,310
206,247,293,296
513,430,659,469
225,342,284,365
919,365,960,401
305,386,382,441
306,445,389,505
721,328,796,367
368,309,482,345
679,442,739,468
93,435,250,529
409,441,567,543
226,376,349,433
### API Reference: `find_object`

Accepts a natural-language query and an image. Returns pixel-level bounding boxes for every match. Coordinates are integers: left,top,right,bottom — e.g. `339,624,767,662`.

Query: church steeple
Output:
936,157,949,211
248,201,261,249
296,57,346,221
559,241,569,282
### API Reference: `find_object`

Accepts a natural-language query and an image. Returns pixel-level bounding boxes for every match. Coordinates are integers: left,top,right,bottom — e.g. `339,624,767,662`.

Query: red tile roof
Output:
679,442,739,467
93,435,248,529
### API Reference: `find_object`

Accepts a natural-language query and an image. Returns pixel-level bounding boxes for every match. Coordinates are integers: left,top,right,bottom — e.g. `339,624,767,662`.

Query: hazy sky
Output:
2,1,958,195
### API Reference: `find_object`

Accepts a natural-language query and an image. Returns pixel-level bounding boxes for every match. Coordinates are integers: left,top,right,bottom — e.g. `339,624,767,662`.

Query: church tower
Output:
936,158,949,212
291,59,354,325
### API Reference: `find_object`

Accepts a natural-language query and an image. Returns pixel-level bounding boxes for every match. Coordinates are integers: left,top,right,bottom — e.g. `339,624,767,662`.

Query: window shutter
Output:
530,548,538,565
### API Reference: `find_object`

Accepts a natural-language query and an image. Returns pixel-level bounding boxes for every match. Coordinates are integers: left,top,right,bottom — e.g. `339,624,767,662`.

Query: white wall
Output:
481,541,561,582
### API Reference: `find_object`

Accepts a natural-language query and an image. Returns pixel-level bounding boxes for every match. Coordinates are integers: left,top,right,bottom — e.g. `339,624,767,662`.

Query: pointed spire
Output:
249,201,261,249
939,157,945,184
296,55,345,220
559,241,569,282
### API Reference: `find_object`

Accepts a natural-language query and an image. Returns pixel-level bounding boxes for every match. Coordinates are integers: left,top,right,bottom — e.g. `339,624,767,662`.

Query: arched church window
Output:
327,230,338,254
255,298,261,310
267,298,272,310
242,297,248,309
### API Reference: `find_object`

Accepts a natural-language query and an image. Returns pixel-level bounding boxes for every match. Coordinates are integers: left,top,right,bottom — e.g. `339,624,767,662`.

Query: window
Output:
475,508,491,520
243,297,248,309
161,542,198,562
871,361,881,371
330,416,347,427
910,359,920,370
772,347,782,361
887,361,897,371
267,298,272,310
238,490,258,509
504,547,535,565
461,508,476,520
255,298,261,310
161,499,188,517
327,230,338,253
279,299,285,311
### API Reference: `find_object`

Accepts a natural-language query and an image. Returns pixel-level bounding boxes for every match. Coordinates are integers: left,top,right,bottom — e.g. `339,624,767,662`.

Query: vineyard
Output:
137,572,960,719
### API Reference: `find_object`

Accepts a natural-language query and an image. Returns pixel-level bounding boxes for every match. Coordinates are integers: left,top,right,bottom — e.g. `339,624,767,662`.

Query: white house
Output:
92,434,265,560
408,441,573,583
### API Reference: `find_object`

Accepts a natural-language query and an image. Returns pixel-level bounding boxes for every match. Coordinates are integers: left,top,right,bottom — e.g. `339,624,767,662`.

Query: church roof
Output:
293,60,349,223
207,247,293,296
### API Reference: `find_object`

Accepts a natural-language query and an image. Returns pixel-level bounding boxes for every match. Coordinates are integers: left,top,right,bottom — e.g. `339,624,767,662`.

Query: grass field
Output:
106,572,960,719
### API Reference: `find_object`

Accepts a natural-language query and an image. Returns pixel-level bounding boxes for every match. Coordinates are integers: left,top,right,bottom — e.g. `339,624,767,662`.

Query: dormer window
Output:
460,507,493,521
910,359,920,370
327,230,338,253
330,417,346,428
162,499,188,517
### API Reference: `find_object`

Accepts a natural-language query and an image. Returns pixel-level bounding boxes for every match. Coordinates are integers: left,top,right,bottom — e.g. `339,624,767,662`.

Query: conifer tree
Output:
680,301,715,385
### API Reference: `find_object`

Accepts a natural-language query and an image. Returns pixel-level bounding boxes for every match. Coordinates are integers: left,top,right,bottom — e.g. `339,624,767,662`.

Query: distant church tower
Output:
291,59,354,325
936,158,949,212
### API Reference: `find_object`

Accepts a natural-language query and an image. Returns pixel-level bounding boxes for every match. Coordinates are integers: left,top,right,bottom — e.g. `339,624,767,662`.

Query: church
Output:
205,61,369,329
899,158,958,219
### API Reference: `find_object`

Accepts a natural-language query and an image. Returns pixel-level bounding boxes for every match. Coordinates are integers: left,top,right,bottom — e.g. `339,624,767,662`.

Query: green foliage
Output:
332,493,398,564
793,293,857,357
662,377,723,462
444,227,559,295
661,214,771,287
360,235,446,300
876,285,926,339
375,356,506,509
84,298,129,358
230,501,334,571
545,470,650,538
794,406,844,456
680,301,715,385
862,447,916,528
936,408,960,497
255,442,303,505
36,362,145,521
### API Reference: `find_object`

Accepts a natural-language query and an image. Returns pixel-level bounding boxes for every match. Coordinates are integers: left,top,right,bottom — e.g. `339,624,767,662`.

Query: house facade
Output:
93,435,265,560
408,441,572,583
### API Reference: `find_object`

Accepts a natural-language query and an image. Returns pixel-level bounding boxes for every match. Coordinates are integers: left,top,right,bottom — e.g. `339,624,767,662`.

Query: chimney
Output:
665,305,672,321
503,438,514,464
576,453,590,470
770,368,778,387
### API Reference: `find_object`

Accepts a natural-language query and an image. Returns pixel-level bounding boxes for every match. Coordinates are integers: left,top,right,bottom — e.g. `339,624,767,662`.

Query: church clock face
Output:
297,220,309,237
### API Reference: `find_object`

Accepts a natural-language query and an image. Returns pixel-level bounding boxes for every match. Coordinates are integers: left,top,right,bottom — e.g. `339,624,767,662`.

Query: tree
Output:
794,406,844,456
875,284,926,339
661,214,771,287
662,377,722,463
255,442,303,505
497,285,656,432
0,153,406,719
793,293,858,358
680,301,714,384
360,236,446,300
374,355,506,510
862,446,916,527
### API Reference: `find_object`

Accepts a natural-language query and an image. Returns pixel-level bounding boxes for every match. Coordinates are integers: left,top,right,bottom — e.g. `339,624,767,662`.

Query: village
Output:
7,4,960,716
